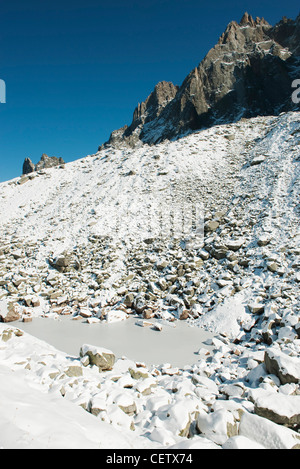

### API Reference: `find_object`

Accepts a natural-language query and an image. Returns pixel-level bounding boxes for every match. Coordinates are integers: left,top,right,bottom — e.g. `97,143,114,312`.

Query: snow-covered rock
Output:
196,408,239,445
238,411,300,449
79,344,115,371
264,348,300,384
249,388,300,426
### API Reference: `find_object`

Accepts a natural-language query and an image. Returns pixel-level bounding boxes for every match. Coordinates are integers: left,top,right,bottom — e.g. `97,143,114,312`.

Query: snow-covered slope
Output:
0,111,299,449
1,112,298,256
0,112,299,315
0,111,265,254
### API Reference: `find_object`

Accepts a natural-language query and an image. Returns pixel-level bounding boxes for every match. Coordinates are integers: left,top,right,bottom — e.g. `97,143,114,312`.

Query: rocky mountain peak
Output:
269,13,300,56
239,12,270,28
104,81,179,148
132,81,179,123
239,12,256,27
125,81,179,140
102,12,299,149
217,12,271,48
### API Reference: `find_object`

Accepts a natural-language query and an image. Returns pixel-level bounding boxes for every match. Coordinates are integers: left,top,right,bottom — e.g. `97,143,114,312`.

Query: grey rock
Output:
210,247,228,260
35,154,65,171
124,293,135,307
133,294,147,314
204,220,220,233
64,365,83,377
22,158,35,175
251,389,300,427
267,262,279,273
224,238,246,251
264,348,300,384
80,344,115,371
21,153,65,176
248,303,265,314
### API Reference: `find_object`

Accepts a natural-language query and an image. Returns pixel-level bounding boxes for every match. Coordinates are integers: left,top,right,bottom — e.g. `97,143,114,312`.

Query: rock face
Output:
271,14,300,56
105,81,179,148
124,81,179,139
22,153,65,175
103,12,300,147
132,81,179,127
22,158,35,175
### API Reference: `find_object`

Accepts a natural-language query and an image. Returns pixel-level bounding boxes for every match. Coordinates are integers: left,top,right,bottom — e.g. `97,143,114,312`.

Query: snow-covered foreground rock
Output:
0,111,299,449
0,365,136,449
0,322,299,449
0,328,155,449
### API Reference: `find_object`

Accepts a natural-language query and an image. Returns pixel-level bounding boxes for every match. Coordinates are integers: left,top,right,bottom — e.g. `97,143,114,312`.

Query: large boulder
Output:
238,410,300,449
249,388,300,427
79,344,115,371
264,348,300,384
0,300,20,323
22,157,35,175
196,408,239,445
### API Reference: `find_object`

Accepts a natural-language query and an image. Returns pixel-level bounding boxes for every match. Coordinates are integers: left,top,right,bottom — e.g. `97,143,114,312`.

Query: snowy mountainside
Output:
225,111,300,247
0,111,299,319
0,111,300,450
1,112,298,256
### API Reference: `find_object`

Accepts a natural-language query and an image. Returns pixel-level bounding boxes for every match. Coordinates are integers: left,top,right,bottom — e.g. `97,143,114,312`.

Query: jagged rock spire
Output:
131,81,179,124
240,12,255,26
21,154,65,175
22,157,35,175
239,12,270,27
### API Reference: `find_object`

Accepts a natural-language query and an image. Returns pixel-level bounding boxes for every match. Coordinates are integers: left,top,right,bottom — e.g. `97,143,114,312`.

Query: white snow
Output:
0,111,299,449
193,292,251,339
0,364,136,449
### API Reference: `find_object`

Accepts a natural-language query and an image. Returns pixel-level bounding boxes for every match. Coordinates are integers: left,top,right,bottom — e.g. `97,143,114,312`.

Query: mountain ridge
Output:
102,12,300,149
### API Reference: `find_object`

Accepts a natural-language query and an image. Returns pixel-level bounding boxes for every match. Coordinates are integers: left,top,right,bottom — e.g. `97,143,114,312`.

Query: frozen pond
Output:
19,315,214,368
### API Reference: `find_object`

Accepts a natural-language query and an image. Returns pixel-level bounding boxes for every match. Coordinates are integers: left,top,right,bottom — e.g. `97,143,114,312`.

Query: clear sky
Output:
0,0,299,182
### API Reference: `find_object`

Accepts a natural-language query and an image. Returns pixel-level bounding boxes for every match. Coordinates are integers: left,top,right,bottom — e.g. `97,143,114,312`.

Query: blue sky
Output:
0,0,299,182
